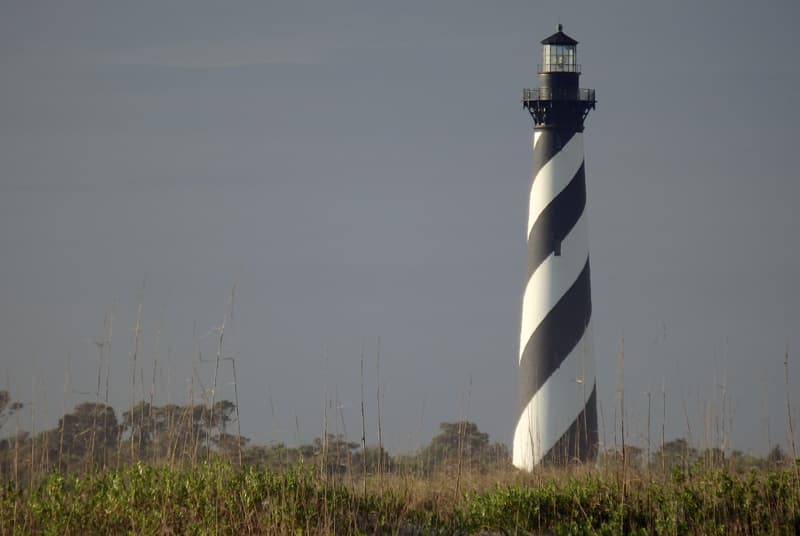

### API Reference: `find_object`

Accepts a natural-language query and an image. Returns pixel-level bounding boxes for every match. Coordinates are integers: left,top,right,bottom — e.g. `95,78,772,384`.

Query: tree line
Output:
0,390,791,485
0,390,511,484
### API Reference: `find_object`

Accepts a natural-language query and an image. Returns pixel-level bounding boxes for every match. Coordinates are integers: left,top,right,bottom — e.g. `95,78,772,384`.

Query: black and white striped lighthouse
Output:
513,25,598,468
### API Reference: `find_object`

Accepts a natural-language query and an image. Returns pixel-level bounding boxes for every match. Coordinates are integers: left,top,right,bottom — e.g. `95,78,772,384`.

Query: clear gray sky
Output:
1,0,799,455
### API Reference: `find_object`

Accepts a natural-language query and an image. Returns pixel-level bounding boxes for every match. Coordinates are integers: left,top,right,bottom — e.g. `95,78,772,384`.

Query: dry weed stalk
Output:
58,356,70,472
360,344,367,495
617,336,627,511
784,346,799,495
227,284,243,467
104,310,113,468
661,377,666,478
208,288,231,460
130,302,142,460
29,377,35,487
376,336,384,491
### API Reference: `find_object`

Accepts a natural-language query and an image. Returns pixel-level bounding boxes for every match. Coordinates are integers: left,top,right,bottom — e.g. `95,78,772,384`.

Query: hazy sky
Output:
1,1,799,455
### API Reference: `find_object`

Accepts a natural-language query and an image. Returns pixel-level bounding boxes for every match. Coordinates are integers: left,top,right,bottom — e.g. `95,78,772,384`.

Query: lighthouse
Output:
513,25,598,468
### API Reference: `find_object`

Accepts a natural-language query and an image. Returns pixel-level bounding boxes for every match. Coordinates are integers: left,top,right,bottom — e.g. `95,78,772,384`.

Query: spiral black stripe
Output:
526,162,586,275
517,258,592,421
541,383,598,464
531,129,578,183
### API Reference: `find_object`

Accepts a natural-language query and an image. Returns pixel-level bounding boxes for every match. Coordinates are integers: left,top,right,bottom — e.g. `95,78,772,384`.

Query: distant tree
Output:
2,398,119,479
651,438,697,472
353,445,394,474
209,400,237,434
314,434,359,475
417,421,509,474
729,449,769,472
242,442,305,469
700,447,726,468
767,444,786,465
298,443,317,459
0,391,25,479
0,430,29,481
212,432,249,460
600,445,645,470
0,390,24,432
58,402,119,467
118,399,241,463
122,401,157,456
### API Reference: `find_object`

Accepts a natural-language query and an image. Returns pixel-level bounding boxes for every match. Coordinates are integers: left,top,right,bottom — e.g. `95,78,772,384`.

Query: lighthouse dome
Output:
540,24,579,45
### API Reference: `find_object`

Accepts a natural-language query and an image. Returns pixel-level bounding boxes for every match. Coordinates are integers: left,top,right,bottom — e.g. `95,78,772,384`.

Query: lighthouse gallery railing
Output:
522,88,596,103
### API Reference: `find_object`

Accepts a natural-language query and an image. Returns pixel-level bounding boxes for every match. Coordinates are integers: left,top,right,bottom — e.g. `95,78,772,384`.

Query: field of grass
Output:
3,283,798,533
3,386,800,534
2,460,799,534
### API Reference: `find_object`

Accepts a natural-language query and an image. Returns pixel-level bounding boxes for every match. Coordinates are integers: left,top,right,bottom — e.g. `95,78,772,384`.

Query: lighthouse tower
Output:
513,25,598,468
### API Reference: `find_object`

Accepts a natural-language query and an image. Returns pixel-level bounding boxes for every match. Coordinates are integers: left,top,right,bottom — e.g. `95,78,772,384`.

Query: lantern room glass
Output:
542,44,577,72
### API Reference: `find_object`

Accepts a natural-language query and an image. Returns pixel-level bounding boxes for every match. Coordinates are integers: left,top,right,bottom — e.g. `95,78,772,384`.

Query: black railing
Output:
522,87,596,103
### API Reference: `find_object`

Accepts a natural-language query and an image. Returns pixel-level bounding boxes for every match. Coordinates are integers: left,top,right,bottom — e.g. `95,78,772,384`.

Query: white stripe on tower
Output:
526,133,584,238
519,133,586,362
518,210,588,363
513,325,595,468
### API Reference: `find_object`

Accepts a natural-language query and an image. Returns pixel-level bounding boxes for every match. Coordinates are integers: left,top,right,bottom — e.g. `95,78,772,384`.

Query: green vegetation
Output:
2,389,800,533
2,460,799,533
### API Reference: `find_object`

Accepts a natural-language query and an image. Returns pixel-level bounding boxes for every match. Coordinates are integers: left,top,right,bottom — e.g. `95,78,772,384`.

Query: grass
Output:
2,460,799,534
